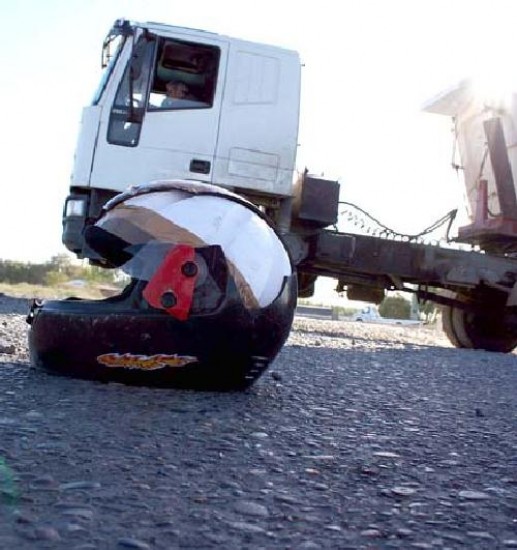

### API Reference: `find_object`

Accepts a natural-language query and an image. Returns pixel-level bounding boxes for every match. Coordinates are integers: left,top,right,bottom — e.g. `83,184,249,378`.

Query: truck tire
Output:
441,303,517,353
441,305,467,349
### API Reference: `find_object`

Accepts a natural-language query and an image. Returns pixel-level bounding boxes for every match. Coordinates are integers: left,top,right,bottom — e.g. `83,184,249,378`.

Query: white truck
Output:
352,306,384,323
62,18,517,353
352,305,421,326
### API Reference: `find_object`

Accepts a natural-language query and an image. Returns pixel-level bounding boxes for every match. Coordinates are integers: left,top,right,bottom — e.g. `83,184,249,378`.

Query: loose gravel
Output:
0,294,516,549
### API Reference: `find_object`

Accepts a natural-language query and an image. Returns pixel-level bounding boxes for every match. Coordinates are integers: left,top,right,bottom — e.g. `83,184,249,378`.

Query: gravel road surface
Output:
0,294,516,549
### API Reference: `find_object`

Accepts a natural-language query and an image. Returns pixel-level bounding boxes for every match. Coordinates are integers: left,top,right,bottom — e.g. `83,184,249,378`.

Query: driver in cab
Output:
161,80,204,109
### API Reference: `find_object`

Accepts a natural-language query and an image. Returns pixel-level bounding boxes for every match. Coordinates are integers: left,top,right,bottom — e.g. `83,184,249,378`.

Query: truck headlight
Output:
65,199,86,217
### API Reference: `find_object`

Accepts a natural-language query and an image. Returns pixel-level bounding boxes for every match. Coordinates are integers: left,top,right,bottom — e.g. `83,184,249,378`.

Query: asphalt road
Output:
0,310,516,549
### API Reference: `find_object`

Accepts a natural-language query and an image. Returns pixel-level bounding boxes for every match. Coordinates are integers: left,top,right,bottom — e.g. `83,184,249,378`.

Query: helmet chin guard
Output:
27,181,297,390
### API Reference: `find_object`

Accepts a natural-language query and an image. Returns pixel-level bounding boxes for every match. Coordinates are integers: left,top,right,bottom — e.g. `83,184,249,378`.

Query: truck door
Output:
212,43,301,197
89,32,227,191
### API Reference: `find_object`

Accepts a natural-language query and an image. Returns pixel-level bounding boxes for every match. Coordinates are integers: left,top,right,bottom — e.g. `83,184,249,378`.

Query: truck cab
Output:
63,19,301,260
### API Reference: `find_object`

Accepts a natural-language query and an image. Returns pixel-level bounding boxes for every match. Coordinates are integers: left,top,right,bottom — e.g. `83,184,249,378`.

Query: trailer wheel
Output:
441,305,467,349
441,304,517,352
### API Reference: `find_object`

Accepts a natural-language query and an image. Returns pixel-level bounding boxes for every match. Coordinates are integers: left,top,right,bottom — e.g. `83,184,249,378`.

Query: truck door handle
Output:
190,159,211,174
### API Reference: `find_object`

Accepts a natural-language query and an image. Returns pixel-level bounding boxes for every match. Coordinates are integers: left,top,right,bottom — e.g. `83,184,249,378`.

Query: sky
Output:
2,0,517,276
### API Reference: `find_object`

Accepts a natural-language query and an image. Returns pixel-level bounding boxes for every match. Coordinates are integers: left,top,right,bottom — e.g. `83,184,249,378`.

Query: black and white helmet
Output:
28,181,297,390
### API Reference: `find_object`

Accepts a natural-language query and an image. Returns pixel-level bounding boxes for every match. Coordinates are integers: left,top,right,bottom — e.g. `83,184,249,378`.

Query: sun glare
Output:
470,68,517,112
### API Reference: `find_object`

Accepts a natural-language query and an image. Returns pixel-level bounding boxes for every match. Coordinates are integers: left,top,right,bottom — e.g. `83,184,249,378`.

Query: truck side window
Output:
107,36,156,146
148,39,220,110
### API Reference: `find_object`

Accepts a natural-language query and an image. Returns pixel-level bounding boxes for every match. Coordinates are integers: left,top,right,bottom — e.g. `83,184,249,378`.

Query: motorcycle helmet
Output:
27,180,297,390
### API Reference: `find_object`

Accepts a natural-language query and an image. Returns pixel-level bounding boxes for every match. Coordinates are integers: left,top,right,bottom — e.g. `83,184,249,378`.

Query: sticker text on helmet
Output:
97,353,198,370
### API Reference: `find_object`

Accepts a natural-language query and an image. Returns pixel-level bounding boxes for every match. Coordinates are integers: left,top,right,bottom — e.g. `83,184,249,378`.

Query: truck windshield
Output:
91,34,126,105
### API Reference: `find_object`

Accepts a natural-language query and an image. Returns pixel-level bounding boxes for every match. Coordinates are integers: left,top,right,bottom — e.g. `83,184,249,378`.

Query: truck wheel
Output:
441,305,467,348
297,272,317,298
442,304,517,352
